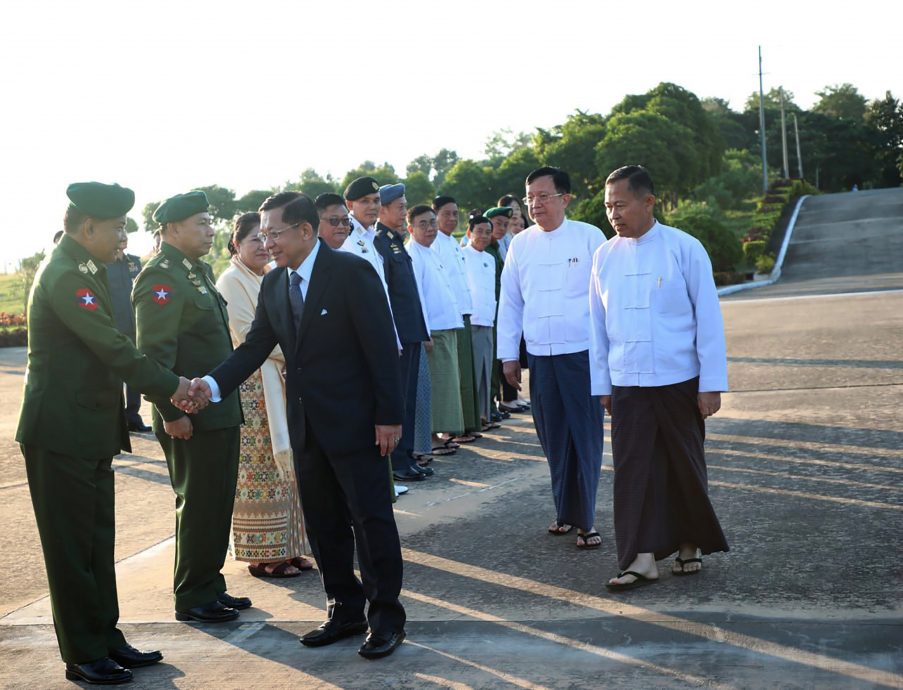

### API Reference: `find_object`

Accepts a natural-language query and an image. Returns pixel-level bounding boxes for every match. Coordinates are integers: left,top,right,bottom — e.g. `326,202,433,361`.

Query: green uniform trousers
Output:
156,426,240,610
23,446,127,664
457,316,482,434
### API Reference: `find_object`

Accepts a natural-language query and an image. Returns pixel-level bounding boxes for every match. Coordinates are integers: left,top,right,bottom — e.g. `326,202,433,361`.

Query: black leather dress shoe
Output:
109,643,163,668
175,600,239,623
217,592,252,610
414,464,434,477
393,468,426,482
358,630,406,659
300,617,368,647
65,657,133,684
127,420,152,433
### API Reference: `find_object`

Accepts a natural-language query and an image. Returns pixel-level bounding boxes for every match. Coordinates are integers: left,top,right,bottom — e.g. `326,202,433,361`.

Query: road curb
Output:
717,194,810,297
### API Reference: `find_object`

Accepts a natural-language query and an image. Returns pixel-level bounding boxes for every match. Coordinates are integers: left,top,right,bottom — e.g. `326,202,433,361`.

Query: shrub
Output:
742,240,767,262
755,254,775,274
664,201,741,273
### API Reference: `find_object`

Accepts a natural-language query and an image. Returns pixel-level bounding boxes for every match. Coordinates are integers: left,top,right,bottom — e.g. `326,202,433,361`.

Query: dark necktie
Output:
289,271,304,333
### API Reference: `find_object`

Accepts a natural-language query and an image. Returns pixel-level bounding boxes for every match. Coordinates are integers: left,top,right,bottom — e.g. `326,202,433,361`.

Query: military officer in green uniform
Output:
134,190,249,623
17,181,196,685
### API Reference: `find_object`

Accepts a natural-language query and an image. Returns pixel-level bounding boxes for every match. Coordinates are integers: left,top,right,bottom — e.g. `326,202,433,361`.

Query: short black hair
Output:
63,206,87,234
605,165,655,196
314,193,346,213
432,195,456,211
229,212,260,256
407,204,433,224
260,192,320,232
525,166,571,194
259,191,302,212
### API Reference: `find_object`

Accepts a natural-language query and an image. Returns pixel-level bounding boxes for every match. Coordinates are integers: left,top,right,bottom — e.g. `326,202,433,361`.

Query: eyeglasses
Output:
259,223,300,242
523,192,565,206
414,219,438,230
321,216,352,228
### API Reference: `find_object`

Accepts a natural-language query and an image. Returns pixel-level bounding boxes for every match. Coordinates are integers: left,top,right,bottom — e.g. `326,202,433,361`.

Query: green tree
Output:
534,110,606,197
693,149,762,209
141,202,159,232
194,185,237,224
702,97,754,150
441,159,493,211
18,250,46,312
865,91,903,187
743,87,799,114
402,171,435,206
125,217,139,234
484,128,533,164
287,168,340,198
340,161,399,190
431,148,460,189
235,189,274,213
813,83,867,121
492,147,542,200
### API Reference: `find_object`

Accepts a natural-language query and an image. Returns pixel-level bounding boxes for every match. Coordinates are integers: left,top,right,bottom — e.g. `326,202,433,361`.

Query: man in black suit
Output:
191,192,406,659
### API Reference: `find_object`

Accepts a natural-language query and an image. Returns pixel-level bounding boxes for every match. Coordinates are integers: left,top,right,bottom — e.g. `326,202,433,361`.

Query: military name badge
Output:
76,287,98,311
85,259,98,274
182,258,193,270
152,284,172,305
78,263,89,274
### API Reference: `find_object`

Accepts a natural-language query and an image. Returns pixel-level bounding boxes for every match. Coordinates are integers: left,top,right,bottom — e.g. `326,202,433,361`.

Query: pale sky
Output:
1,0,899,270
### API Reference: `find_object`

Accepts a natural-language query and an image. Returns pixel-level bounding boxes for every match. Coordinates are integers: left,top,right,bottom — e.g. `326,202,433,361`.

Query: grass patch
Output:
0,273,25,315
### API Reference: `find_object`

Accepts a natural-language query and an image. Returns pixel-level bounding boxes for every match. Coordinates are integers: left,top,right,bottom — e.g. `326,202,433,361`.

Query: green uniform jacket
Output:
16,235,180,458
133,243,242,430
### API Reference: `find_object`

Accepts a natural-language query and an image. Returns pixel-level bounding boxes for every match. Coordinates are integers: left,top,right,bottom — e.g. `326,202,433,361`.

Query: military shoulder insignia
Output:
151,284,172,305
160,259,171,269
76,288,98,311
182,258,193,270
85,260,98,274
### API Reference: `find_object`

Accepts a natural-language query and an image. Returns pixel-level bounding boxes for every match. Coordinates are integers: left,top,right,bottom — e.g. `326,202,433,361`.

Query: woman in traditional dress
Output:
217,212,312,578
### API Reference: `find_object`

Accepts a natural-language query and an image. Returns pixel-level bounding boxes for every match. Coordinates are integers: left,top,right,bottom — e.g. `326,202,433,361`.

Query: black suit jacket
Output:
210,241,403,456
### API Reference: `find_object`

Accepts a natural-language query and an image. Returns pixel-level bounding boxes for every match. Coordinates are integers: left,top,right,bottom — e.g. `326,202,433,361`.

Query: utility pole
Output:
758,46,769,193
780,87,789,179
793,113,804,179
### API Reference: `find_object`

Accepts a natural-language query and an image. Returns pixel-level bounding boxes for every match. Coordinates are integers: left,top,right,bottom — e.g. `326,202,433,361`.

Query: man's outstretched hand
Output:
171,377,212,414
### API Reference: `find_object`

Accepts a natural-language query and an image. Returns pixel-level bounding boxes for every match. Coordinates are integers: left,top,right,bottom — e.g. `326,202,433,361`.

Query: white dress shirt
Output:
341,214,388,293
432,231,473,316
462,245,497,327
589,221,728,395
407,239,464,332
497,217,604,364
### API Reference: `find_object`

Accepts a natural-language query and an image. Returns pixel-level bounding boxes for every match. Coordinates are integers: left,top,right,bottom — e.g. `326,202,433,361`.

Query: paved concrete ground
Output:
0,189,901,688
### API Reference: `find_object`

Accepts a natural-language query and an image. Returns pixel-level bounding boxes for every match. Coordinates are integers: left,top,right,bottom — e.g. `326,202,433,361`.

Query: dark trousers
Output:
124,385,142,424
157,426,240,610
390,343,421,473
610,377,729,570
299,416,406,636
23,446,127,663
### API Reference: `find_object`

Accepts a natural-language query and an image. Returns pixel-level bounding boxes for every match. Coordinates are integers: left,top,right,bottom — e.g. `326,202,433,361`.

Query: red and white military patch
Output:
76,287,98,311
151,284,172,305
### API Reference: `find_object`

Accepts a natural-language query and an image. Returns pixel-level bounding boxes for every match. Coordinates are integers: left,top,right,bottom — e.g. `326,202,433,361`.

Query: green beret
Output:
66,181,135,219
344,176,381,201
485,206,513,219
153,191,209,224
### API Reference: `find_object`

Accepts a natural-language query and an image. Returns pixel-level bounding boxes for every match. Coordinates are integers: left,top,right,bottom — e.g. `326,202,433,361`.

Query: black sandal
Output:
605,570,658,591
576,531,602,549
672,556,703,576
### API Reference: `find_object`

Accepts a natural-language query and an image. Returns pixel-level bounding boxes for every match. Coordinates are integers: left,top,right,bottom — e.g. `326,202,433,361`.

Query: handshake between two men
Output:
164,377,215,440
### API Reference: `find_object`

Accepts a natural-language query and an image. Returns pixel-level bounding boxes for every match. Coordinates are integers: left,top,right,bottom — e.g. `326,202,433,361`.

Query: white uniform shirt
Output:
341,215,388,292
497,232,512,261
589,221,728,395
462,245,497,327
497,217,604,364
407,239,464,332
432,231,473,316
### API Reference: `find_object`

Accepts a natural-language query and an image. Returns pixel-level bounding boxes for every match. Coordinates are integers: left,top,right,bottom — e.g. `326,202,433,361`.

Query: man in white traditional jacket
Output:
497,166,606,549
461,215,497,427
432,195,481,442
406,205,466,451
590,165,729,592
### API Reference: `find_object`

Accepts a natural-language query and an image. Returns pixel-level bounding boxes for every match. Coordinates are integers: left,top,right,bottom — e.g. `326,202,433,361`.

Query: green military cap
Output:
485,206,513,219
66,182,135,219
344,176,380,201
153,191,209,224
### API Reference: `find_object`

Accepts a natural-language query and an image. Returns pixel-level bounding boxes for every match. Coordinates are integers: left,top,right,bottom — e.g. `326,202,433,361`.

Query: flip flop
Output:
548,521,573,535
451,434,477,444
672,556,703,576
430,446,457,456
248,561,302,578
605,570,658,591
482,422,501,431
576,531,602,549
414,453,434,466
